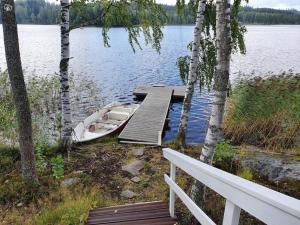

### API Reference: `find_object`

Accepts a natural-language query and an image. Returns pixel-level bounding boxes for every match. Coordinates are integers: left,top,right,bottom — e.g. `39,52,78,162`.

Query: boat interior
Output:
73,104,137,141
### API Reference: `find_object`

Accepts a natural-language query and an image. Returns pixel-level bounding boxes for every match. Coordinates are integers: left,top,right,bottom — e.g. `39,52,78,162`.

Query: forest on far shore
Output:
0,0,300,25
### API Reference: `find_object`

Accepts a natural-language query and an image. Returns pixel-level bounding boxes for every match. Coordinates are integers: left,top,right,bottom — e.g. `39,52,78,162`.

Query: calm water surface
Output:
1,25,300,144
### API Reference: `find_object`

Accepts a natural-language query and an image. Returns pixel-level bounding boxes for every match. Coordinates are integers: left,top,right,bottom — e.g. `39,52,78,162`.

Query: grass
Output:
34,188,108,225
237,167,253,181
224,75,300,152
0,145,20,174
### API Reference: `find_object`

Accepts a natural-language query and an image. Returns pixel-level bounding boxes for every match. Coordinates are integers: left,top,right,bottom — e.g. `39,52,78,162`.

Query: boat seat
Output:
110,107,133,113
107,111,129,121
95,119,123,125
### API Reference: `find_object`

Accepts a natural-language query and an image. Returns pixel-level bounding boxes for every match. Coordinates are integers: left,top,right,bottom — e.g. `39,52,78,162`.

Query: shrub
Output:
51,155,64,180
35,139,48,174
214,140,235,163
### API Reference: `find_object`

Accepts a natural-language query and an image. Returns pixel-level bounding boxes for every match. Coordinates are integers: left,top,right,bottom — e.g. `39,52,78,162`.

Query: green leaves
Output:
231,0,247,54
51,154,64,179
214,140,235,163
71,0,166,53
177,0,247,91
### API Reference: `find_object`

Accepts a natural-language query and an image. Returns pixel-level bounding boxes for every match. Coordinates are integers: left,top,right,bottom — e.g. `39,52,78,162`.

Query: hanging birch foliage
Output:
177,0,248,90
71,0,167,52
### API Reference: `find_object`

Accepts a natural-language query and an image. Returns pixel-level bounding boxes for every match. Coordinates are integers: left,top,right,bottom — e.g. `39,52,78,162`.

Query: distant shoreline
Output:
2,24,300,26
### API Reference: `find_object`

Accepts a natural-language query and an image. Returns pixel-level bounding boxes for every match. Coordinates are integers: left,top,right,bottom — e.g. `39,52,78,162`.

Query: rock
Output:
122,160,145,176
237,151,300,181
61,177,80,187
73,170,84,175
90,153,97,158
121,190,137,198
132,148,144,156
131,176,141,183
16,202,23,207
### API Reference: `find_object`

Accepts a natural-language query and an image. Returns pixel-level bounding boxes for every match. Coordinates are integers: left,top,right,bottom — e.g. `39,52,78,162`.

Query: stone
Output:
73,170,84,175
131,176,141,183
61,177,80,187
122,160,145,176
90,153,97,158
132,148,144,156
16,202,23,207
236,151,300,181
121,190,137,199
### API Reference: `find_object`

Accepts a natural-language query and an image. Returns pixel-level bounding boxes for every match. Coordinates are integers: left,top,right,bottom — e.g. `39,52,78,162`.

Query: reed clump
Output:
0,71,103,145
224,75,300,152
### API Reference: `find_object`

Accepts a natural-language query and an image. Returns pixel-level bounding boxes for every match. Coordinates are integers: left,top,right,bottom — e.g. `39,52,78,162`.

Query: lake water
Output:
1,25,300,144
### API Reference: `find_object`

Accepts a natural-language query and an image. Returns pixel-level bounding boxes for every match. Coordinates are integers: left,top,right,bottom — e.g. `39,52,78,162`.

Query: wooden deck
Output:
118,87,174,145
133,85,186,99
86,202,176,225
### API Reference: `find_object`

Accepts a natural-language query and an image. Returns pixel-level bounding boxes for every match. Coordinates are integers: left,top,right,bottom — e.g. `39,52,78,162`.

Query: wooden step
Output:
86,201,176,225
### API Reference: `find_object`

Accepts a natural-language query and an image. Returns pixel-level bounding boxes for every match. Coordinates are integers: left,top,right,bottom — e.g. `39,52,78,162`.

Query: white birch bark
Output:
176,0,207,146
191,0,231,205
60,0,72,147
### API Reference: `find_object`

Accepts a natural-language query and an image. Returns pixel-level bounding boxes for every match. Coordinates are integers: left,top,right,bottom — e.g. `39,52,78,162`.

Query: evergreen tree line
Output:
1,0,300,25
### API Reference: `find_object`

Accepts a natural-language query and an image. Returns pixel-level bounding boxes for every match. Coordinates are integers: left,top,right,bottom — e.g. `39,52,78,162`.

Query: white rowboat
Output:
72,102,139,143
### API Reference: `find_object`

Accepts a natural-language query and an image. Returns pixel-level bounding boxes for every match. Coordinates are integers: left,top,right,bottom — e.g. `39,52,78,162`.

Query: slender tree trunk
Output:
191,0,231,206
1,0,38,183
176,0,207,146
60,0,72,149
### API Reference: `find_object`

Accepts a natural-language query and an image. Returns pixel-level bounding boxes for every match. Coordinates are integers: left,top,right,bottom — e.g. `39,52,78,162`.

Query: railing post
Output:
222,200,241,225
169,162,176,218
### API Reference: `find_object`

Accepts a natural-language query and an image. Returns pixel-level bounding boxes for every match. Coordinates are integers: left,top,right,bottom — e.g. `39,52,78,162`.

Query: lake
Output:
1,25,300,144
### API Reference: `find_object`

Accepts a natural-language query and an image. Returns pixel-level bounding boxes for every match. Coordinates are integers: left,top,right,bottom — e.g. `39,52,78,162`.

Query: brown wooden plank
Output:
90,209,169,220
86,217,176,225
89,202,167,216
88,212,169,224
86,202,176,225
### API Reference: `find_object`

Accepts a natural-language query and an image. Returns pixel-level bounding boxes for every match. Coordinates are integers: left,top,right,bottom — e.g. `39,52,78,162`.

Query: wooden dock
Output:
119,87,175,145
86,202,176,225
133,85,186,99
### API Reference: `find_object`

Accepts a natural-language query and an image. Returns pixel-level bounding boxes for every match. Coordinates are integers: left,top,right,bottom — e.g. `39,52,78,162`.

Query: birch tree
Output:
176,0,246,147
191,0,232,206
1,0,38,183
59,0,72,149
176,0,207,147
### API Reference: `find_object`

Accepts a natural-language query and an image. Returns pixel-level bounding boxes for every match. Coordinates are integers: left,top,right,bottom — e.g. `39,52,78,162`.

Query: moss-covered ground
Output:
1,137,299,225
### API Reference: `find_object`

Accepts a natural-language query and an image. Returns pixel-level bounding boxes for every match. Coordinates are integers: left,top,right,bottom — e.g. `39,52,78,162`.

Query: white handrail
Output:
163,148,300,225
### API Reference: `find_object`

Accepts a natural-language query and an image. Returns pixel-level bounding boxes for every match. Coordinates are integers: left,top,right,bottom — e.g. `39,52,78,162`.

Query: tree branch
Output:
69,1,115,31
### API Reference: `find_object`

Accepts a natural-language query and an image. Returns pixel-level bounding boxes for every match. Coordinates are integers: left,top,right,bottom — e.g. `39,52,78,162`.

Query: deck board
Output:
86,202,176,225
118,87,174,145
134,86,186,99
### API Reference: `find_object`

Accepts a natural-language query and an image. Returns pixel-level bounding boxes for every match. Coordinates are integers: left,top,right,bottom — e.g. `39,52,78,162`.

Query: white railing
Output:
163,148,300,225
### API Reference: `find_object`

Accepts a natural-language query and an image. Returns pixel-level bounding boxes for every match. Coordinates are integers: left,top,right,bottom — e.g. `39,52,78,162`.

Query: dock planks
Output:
119,87,173,145
133,85,186,99
85,201,176,225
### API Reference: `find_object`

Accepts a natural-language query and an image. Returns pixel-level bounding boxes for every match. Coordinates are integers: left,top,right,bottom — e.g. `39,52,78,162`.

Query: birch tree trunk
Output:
60,0,72,148
176,0,207,146
191,0,231,206
1,0,38,183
